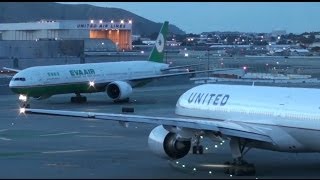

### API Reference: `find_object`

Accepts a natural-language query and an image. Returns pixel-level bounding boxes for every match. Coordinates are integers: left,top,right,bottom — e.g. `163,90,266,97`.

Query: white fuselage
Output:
176,84,320,152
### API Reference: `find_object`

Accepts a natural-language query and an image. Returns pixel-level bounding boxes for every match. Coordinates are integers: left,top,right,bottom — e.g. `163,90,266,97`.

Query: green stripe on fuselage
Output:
10,82,105,97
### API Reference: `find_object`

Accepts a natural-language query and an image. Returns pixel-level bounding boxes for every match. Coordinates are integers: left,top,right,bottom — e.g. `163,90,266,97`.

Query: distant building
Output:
310,42,320,48
271,29,286,37
0,19,133,50
290,49,310,56
132,35,141,41
166,40,181,46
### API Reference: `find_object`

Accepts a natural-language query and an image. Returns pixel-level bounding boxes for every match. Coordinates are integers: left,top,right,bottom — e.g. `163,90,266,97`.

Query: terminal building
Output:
0,19,133,51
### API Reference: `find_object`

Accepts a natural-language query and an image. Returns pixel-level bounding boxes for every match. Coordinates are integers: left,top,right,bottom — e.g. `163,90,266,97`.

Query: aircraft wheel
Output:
198,146,203,154
224,161,231,174
80,96,87,103
192,145,203,154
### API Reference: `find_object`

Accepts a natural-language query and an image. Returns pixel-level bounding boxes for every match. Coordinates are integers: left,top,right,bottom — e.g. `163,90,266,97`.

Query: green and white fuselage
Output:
9,61,169,99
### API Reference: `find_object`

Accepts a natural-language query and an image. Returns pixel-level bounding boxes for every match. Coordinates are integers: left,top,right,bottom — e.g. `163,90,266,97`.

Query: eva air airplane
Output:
8,21,207,106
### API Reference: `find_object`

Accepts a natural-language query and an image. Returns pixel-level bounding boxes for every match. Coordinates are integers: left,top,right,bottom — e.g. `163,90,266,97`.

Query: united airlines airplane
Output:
21,84,320,176
7,21,210,107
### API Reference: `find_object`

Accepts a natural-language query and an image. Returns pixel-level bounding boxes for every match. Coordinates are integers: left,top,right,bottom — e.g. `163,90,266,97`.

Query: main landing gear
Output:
192,135,204,155
224,138,256,176
71,93,87,103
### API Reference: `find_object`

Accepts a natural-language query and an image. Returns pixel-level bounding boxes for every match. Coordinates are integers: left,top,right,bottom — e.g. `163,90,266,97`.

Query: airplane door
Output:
34,71,43,85
128,67,132,78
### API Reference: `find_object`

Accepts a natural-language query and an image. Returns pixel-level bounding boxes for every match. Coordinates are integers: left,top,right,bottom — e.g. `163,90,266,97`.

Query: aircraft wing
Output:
22,108,274,144
128,68,239,82
3,67,21,72
161,63,205,71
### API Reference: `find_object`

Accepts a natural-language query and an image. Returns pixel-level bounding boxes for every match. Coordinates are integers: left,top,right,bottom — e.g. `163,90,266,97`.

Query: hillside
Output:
0,2,185,35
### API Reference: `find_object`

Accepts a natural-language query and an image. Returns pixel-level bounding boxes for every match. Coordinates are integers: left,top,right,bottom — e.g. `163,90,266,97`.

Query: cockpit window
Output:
13,77,26,81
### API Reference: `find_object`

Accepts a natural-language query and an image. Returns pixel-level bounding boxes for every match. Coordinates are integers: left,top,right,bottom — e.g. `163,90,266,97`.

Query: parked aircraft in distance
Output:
21,84,320,175
7,21,210,107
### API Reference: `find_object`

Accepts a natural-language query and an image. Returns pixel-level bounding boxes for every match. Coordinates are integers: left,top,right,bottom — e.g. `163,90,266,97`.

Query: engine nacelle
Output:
106,81,133,101
148,125,191,160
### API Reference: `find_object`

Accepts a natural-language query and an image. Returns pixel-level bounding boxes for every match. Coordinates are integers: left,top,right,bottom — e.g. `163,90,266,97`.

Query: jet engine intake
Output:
148,125,191,160
106,81,133,101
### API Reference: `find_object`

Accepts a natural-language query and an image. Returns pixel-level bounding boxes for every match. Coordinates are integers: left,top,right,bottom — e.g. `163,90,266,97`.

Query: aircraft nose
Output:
9,79,16,88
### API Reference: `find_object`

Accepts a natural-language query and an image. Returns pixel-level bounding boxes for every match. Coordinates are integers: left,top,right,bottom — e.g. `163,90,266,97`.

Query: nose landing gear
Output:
19,95,30,108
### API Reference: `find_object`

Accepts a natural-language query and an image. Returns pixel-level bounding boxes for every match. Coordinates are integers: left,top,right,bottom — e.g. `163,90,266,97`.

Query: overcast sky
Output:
60,2,320,34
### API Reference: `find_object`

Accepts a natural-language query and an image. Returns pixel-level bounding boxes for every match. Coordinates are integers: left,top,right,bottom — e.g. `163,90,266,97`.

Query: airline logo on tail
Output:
155,33,164,53
148,21,169,63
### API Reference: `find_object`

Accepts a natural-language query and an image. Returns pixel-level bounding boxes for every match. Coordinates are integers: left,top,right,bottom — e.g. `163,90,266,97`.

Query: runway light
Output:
230,174,233,177
222,140,225,143
220,142,223,145
129,20,132,24
111,20,114,23
90,20,94,23
200,136,203,139
89,81,95,87
99,20,103,24
176,161,179,164
120,20,124,24
205,147,208,150
19,107,26,114
193,168,196,171
182,164,185,168
19,95,27,102
215,145,218,148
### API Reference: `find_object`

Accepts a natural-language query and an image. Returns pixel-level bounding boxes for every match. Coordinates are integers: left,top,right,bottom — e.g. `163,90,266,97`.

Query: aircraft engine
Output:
148,125,191,160
106,81,133,101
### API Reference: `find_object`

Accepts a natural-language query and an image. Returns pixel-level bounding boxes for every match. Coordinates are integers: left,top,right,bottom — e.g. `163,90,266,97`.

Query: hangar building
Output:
0,19,132,51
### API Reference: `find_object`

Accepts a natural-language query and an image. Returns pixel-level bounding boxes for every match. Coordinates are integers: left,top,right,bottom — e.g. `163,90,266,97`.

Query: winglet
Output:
148,21,169,63
3,67,21,72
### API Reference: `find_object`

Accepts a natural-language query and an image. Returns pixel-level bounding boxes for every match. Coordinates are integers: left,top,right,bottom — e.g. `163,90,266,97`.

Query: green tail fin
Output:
148,21,169,63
